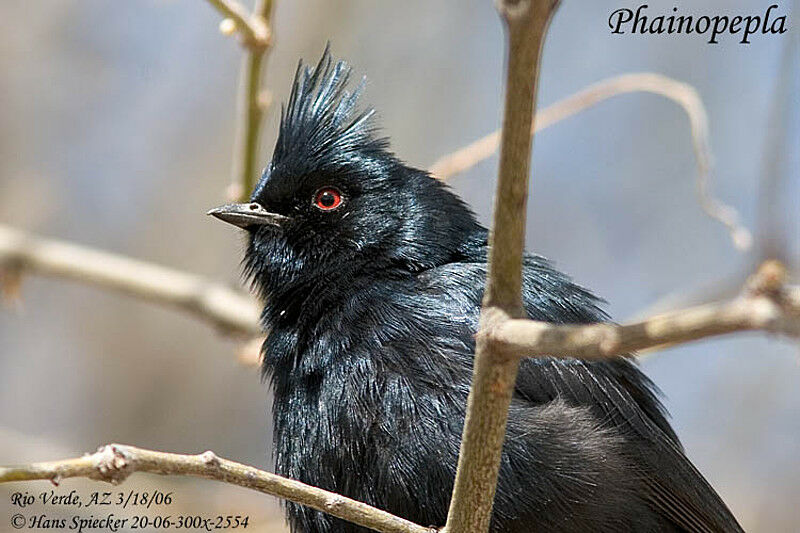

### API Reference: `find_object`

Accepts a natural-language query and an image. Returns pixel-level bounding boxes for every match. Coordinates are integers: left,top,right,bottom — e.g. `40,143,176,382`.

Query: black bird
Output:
210,48,743,533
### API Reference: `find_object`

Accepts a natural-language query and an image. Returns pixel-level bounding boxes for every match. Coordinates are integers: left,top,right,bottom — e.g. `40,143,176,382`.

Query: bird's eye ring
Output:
313,187,343,211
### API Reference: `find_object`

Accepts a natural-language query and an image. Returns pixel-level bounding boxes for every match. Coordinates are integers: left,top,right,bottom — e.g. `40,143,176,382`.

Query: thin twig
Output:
0,224,260,336
624,272,745,357
205,0,269,47
0,444,429,533
444,1,560,532
203,0,275,202
231,0,275,201
491,265,800,360
206,0,276,202
429,72,752,251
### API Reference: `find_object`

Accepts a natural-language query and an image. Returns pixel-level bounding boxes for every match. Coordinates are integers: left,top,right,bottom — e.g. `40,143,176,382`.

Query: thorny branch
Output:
429,72,753,252
0,444,430,533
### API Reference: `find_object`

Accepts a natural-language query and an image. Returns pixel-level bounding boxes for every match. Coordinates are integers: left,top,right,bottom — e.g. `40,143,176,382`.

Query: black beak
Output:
207,202,288,229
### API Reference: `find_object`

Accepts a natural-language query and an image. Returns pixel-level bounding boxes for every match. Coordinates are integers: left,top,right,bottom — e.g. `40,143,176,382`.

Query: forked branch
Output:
205,0,269,47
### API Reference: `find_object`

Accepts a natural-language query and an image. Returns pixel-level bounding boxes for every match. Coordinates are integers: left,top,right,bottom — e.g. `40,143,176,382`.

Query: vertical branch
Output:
238,0,274,200
206,0,267,45
211,0,275,201
444,1,560,532
235,48,268,200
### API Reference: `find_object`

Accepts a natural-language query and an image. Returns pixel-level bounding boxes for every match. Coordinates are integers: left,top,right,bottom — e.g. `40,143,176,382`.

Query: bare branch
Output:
429,72,752,252
444,1,560,532
623,272,746,357
0,224,260,336
203,0,275,202
0,444,429,533
204,0,269,48
491,278,800,361
207,0,275,202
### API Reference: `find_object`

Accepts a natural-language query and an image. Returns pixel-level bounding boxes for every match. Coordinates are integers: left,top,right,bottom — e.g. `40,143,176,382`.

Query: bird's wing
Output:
515,358,743,533
514,256,743,533
419,255,742,531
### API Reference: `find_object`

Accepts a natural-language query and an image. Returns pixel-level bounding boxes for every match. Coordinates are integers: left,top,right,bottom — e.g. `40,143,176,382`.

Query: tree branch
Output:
429,72,752,252
0,224,260,336
205,0,269,48
0,444,430,533
231,0,275,201
491,263,800,360
444,1,560,532
204,0,276,202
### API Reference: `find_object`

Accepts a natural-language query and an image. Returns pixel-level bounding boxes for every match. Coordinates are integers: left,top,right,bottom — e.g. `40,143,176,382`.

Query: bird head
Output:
209,47,480,305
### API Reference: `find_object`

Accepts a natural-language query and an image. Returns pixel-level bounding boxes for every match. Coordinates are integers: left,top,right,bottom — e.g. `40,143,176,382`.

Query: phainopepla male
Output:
210,48,743,533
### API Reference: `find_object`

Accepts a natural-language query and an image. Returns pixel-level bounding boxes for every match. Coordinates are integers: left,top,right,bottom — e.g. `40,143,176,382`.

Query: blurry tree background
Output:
1,0,798,530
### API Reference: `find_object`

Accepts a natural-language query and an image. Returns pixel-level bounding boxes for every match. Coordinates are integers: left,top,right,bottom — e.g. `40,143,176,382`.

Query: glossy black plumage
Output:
235,48,743,533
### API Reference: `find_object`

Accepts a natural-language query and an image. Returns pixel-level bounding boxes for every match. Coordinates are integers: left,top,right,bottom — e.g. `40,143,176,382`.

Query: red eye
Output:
313,187,343,211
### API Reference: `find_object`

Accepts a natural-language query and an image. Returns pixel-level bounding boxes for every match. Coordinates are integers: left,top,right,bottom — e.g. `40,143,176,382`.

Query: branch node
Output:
252,17,272,47
746,259,788,297
204,0,269,50
258,90,273,111
219,18,237,36
748,297,782,331
92,444,133,485
324,495,347,513
497,0,531,20
200,450,220,466
481,307,519,360
598,327,621,355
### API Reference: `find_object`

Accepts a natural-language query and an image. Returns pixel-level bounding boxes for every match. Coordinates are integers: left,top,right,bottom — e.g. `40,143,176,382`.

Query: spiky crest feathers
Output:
266,45,388,184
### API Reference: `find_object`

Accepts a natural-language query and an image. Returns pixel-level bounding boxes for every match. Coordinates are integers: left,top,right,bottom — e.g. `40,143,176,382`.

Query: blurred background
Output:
1,0,798,531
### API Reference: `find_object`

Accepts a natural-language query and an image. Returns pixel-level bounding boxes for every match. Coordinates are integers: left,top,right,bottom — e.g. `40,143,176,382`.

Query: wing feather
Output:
515,256,743,533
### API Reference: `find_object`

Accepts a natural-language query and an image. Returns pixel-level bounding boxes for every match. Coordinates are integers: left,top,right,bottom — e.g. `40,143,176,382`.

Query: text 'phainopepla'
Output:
209,47,743,533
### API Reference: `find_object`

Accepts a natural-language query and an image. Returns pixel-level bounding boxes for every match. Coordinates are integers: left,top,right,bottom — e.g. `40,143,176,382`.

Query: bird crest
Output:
269,45,387,180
